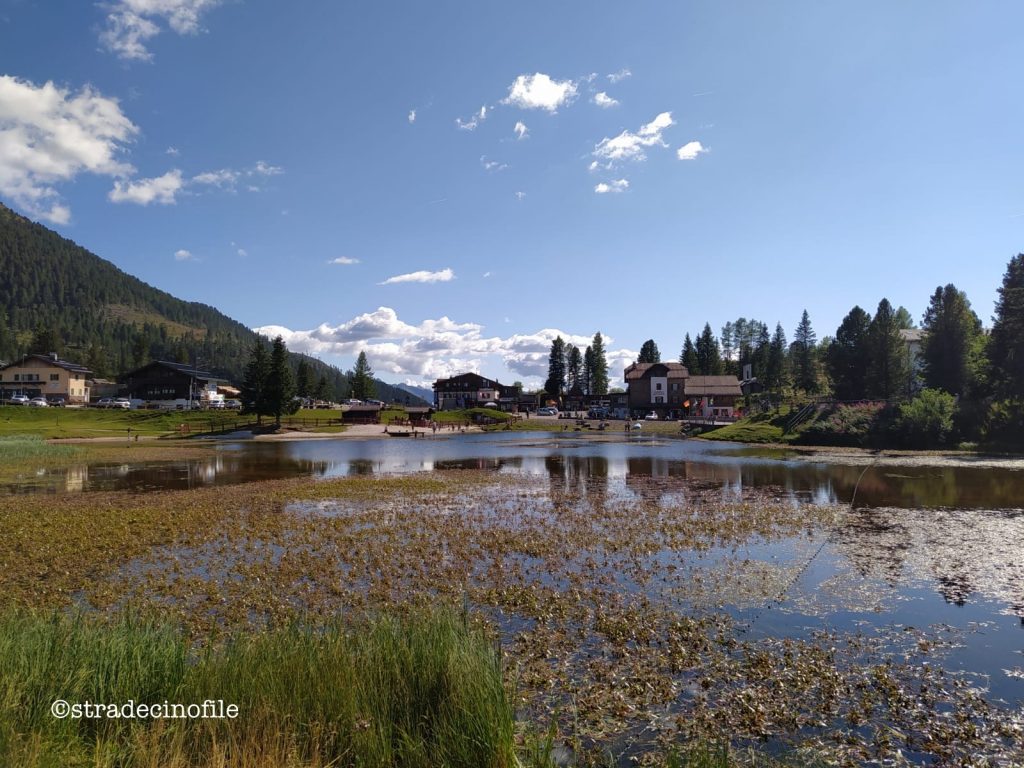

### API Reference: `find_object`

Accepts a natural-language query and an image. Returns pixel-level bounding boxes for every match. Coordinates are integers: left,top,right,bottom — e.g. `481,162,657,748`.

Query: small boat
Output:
385,428,415,437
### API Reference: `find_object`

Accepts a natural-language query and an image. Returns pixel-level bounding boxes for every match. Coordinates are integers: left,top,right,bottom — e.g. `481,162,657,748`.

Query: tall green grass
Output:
0,435,79,461
0,609,516,768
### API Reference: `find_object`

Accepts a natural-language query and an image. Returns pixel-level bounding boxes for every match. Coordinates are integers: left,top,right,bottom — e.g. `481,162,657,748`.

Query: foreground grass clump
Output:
0,434,80,460
0,608,517,768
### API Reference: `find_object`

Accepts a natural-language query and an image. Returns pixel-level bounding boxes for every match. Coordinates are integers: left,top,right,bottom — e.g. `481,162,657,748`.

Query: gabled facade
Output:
0,353,92,403
119,360,227,408
433,373,504,410
624,361,742,420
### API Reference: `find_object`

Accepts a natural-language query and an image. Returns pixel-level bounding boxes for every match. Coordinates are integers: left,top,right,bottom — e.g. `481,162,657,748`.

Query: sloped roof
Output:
684,375,742,397
121,360,226,383
624,362,688,381
1,353,91,375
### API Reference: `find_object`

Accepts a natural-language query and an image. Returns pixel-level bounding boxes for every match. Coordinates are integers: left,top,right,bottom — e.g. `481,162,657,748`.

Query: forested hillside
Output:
0,204,423,404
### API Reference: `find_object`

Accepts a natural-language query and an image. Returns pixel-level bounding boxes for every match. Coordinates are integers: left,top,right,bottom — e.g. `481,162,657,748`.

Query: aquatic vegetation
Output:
0,465,1020,764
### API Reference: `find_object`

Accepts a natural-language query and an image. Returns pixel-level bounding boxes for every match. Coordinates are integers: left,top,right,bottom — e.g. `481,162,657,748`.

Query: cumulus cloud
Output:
328,256,360,265
594,179,629,194
676,140,707,160
191,168,237,187
380,268,455,285
174,248,195,261
109,169,184,205
166,146,180,156
592,111,674,167
592,92,619,108
502,73,577,112
254,306,632,386
480,155,507,172
100,0,224,61
607,68,632,83
0,75,137,223
513,121,528,140
408,109,416,124
514,191,526,201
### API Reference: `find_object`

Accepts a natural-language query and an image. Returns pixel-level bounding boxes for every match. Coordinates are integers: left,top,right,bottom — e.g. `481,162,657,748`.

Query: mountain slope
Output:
0,204,426,404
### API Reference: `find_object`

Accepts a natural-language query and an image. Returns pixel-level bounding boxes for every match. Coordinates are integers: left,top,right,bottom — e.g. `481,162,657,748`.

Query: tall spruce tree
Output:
826,306,872,400
544,336,567,397
867,299,909,399
351,351,376,400
637,339,661,364
792,310,819,392
565,344,583,391
265,336,297,426
590,332,609,395
295,359,316,399
765,323,789,391
680,334,698,371
921,284,982,396
720,322,735,373
582,346,595,395
241,337,270,425
695,323,723,375
989,253,1024,398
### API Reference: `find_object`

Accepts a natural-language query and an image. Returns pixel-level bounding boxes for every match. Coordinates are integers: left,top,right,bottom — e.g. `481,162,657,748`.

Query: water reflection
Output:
4,434,1023,513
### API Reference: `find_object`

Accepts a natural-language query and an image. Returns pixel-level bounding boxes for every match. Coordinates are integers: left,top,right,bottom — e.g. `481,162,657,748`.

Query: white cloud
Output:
592,92,619,108
191,168,238,187
165,146,179,156
592,111,674,166
328,256,360,265
480,155,507,172
236,247,247,257
594,179,629,194
502,73,577,112
380,268,455,285
456,104,488,131
408,109,416,124
100,0,224,61
254,306,631,386
513,121,528,140
607,68,632,84
514,191,526,201
0,75,137,223
252,160,282,176
109,169,184,205
174,248,195,261
482,271,492,278
676,140,707,160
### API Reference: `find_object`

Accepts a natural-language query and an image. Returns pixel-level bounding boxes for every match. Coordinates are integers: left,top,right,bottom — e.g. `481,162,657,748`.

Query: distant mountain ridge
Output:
0,203,427,405
396,383,434,404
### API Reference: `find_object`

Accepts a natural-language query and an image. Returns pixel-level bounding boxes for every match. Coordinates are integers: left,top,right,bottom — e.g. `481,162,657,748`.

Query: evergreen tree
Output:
680,334,698,371
314,374,329,401
582,346,595,395
695,323,723,375
241,338,270,425
565,344,583,391
867,299,910,399
792,310,819,392
30,324,60,355
351,351,376,400
920,284,982,396
826,306,872,400
265,336,297,425
85,342,108,378
752,323,771,379
589,332,609,395
131,335,149,369
765,323,789,391
894,306,916,330
720,322,735,373
989,254,1024,398
637,339,661,364
544,336,567,397
295,359,316,399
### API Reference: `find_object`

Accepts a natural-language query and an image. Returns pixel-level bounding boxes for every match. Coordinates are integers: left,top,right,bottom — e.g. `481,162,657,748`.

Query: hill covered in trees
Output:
0,204,424,405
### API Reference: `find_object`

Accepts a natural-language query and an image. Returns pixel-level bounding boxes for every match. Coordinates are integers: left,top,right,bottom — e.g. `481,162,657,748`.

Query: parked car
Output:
537,407,559,416
7,394,29,405
365,399,384,406
46,396,66,407
483,401,498,408
94,397,114,408
112,398,131,410
644,411,659,420
224,399,242,410
587,407,608,419
28,397,49,407
344,399,363,405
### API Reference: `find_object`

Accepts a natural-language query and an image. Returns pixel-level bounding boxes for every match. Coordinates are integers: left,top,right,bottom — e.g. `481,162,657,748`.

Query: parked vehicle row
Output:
3,394,66,407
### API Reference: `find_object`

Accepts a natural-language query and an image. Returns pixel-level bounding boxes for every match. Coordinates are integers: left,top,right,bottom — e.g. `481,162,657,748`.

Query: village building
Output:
118,360,228,409
0,353,91,403
432,373,504,410
624,361,742,420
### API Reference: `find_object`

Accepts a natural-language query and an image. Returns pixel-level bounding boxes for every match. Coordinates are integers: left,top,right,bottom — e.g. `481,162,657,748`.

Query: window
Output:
50,374,59,381
13,374,19,382
655,383,662,390
655,396,664,403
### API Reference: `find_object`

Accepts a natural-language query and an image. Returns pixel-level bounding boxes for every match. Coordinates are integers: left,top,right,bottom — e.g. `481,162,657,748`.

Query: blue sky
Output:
2,1,1023,387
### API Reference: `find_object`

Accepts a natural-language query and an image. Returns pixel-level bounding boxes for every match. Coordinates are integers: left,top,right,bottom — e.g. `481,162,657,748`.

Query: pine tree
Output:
589,332,609,395
351,351,376,400
866,299,909,399
765,323,789,391
582,346,595,395
544,337,567,397
265,336,297,426
637,339,661,364
792,310,819,393
720,322,735,373
565,344,583,391
921,284,982,395
989,254,1024,398
30,324,60,355
695,323,722,375
826,306,872,400
680,334,698,371
314,374,329,401
295,359,316,399
241,337,270,425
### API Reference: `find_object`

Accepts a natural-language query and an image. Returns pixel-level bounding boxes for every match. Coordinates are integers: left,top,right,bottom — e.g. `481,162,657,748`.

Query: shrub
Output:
892,389,957,449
